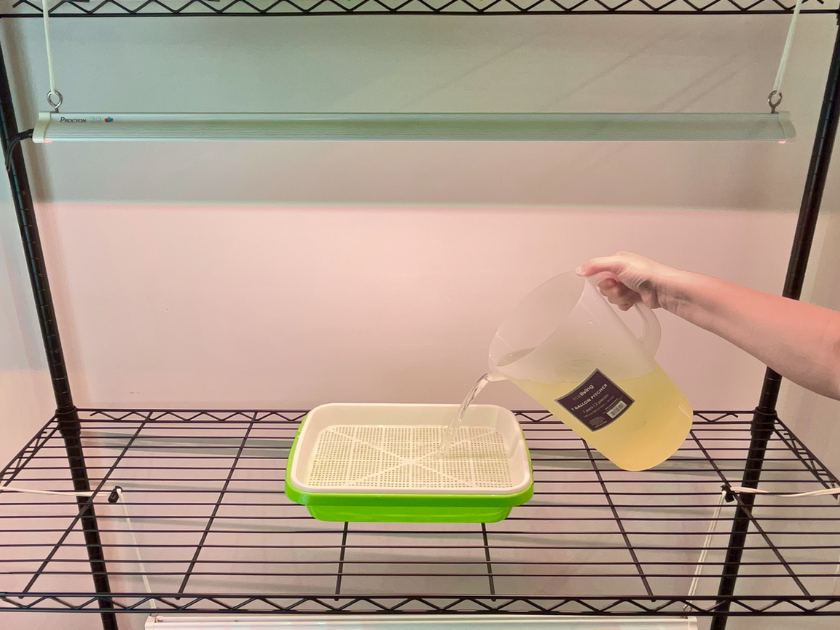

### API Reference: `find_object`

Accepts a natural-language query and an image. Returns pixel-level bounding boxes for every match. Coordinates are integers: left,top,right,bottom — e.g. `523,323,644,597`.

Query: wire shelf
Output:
2,0,839,18
1,409,839,616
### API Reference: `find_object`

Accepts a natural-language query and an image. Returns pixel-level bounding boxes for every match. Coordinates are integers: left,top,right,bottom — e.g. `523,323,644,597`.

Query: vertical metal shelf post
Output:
0,40,117,630
711,18,840,630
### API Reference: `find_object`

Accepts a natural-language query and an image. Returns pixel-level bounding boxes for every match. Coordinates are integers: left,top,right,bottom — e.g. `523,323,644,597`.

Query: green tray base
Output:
307,504,513,523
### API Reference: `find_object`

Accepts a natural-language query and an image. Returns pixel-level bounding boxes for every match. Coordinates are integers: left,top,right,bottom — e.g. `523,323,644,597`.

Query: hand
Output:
584,252,840,401
576,252,679,312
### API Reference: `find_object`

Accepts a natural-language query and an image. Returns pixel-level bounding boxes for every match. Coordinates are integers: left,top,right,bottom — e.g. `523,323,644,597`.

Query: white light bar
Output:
144,614,699,629
33,111,795,142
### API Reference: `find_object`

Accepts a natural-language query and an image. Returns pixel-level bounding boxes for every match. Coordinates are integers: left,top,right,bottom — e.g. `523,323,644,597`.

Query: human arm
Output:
576,252,840,401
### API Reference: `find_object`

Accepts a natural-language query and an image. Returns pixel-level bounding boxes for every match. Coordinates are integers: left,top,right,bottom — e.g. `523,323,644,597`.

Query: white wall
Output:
780,204,840,475
0,12,839,630
0,182,52,484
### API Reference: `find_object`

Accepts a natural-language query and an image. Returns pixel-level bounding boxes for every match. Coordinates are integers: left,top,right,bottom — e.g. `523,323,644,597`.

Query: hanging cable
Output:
768,0,805,113
1,484,157,608
683,483,840,611
0,483,94,497
42,0,62,111
5,128,34,172
683,488,727,611
111,487,157,609
732,484,840,598
730,485,840,498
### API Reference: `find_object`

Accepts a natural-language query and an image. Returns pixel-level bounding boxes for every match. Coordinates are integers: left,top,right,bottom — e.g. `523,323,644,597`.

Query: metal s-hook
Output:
47,89,62,113
768,90,783,114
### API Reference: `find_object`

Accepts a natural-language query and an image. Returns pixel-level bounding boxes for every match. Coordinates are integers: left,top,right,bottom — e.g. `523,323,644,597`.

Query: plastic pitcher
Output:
489,271,692,471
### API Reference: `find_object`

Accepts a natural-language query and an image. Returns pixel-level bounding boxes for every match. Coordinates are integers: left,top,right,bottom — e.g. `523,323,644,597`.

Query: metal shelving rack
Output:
0,3,839,630
1,0,839,17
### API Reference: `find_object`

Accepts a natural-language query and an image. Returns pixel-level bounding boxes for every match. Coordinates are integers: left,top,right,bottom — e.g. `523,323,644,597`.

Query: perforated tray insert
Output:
307,425,513,490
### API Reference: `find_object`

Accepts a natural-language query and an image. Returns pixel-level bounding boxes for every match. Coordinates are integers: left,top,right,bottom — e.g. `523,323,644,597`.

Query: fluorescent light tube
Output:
33,112,795,142
144,614,699,629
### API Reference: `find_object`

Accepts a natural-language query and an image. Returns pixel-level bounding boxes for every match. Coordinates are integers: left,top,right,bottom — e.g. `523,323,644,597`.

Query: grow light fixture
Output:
32,111,795,143
143,614,699,629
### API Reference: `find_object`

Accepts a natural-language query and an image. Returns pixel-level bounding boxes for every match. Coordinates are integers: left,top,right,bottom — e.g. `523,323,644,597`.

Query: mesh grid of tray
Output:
307,425,513,490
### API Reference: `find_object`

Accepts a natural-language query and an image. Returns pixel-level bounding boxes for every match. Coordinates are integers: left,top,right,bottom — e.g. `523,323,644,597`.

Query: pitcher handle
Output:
632,302,661,357
588,273,662,357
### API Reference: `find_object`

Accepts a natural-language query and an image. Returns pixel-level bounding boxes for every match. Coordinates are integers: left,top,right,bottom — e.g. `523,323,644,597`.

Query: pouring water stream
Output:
439,371,503,455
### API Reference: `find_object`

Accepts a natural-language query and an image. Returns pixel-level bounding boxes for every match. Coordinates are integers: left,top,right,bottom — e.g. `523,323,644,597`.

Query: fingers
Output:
598,278,641,310
576,255,627,279
576,251,663,310
599,278,617,290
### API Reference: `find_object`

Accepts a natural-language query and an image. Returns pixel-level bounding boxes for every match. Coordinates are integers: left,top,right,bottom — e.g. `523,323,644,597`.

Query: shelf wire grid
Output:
2,0,839,17
1,409,840,616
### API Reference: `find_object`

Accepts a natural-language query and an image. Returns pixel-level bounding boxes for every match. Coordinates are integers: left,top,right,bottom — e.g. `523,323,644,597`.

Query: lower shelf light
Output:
144,614,699,629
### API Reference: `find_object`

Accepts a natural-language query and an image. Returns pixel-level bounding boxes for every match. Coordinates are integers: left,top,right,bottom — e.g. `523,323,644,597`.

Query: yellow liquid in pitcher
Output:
510,366,692,471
